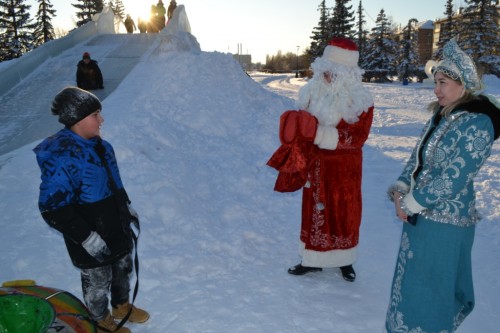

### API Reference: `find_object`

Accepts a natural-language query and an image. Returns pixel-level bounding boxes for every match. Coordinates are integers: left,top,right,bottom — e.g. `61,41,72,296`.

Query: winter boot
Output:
288,263,322,275
96,312,131,333
112,301,150,323
340,265,356,282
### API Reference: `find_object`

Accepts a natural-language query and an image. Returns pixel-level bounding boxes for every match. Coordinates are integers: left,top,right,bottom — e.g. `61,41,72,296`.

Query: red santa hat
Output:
321,37,359,67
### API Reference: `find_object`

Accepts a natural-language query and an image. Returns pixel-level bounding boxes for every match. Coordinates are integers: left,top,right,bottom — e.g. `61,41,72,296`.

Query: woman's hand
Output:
393,192,408,222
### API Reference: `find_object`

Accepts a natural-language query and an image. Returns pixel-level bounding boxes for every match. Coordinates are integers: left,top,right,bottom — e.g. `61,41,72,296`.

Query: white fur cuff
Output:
403,191,426,215
314,125,339,150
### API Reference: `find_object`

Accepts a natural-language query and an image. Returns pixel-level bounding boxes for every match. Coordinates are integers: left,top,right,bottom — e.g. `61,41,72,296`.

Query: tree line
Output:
0,0,127,62
263,0,500,81
2,0,499,78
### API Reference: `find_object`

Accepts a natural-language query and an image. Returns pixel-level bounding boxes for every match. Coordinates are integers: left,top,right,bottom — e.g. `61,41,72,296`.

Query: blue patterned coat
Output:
393,95,499,227
34,129,133,268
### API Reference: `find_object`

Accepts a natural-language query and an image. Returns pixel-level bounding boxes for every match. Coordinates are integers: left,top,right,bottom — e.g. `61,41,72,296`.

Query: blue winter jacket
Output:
34,129,133,268
393,95,499,227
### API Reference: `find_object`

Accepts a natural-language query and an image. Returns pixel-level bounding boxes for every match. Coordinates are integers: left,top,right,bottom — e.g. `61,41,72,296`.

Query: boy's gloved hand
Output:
82,231,111,262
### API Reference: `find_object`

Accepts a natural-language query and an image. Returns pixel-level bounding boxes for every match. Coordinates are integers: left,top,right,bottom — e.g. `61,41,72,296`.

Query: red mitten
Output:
336,106,374,149
279,111,299,144
336,128,352,149
297,110,318,140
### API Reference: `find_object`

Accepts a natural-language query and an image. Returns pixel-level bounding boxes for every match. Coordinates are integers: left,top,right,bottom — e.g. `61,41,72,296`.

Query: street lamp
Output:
295,46,300,78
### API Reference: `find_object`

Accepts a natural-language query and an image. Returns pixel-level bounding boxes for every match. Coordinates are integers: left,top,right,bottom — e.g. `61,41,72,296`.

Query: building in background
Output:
233,54,252,71
432,5,500,56
392,20,434,66
416,21,434,65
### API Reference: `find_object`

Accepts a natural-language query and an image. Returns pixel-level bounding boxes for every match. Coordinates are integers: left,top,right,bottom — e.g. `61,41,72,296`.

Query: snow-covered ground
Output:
1,19,499,333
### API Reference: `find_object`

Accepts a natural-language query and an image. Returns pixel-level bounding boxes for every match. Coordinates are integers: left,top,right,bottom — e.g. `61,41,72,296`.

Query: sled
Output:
0,280,96,333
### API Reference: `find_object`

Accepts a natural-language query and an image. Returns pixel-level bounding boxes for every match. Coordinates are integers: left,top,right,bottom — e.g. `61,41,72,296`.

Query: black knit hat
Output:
51,87,102,127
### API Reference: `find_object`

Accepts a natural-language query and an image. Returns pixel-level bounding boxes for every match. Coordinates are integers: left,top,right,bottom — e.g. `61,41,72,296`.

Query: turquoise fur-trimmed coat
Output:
392,95,500,227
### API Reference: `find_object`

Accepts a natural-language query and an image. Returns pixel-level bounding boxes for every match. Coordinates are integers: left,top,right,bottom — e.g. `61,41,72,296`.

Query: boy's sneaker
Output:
96,312,131,333
112,301,150,323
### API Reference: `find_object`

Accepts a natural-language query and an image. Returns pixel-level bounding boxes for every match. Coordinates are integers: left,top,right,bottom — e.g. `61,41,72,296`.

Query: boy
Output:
34,87,149,333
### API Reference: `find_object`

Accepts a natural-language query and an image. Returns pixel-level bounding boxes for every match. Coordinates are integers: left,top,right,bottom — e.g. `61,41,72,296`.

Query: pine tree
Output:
362,9,398,82
109,0,125,21
308,0,330,60
0,0,36,61
327,0,356,39
433,0,457,60
396,18,420,81
458,0,500,74
108,0,114,14
72,0,104,27
356,0,369,66
33,0,56,46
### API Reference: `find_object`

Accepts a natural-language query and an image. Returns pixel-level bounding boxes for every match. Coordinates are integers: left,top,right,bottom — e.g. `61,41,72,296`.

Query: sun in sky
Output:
123,0,155,24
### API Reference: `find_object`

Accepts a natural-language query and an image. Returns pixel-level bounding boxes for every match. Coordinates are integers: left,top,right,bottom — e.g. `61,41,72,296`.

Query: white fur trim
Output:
322,45,359,67
299,241,357,268
403,191,426,214
314,125,339,150
394,180,409,192
296,84,311,110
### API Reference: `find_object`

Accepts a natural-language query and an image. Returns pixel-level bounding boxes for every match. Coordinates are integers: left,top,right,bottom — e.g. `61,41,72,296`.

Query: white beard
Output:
296,63,373,126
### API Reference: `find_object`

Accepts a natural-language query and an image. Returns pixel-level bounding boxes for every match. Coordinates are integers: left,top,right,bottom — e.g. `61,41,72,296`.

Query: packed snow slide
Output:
0,33,157,156
0,21,99,98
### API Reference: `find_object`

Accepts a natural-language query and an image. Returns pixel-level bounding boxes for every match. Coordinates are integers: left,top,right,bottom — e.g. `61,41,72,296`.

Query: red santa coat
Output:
300,107,373,267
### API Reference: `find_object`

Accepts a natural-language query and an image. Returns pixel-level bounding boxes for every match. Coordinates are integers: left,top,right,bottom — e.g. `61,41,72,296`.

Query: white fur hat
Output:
321,37,359,67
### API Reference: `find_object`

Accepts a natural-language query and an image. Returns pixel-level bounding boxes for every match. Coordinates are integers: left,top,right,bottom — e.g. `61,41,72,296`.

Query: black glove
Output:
82,231,111,262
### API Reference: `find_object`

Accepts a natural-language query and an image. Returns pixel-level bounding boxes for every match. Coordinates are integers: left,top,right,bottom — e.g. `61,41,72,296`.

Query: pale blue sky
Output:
28,0,465,63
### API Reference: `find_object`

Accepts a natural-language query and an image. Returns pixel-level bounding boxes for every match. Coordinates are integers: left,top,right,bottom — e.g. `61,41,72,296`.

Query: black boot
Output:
288,264,322,275
340,265,356,282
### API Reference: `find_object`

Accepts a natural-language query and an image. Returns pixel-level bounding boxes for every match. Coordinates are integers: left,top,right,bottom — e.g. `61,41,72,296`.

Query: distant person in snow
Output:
385,38,500,333
148,4,159,33
267,38,374,282
138,17,147,33
155,0,166,30
167,0,177,22
34,87,150,333
76,52,104,90
124,14,136,33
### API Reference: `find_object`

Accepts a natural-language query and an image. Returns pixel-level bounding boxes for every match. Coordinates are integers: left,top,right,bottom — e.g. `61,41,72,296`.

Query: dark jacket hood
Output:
456,95,500,140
